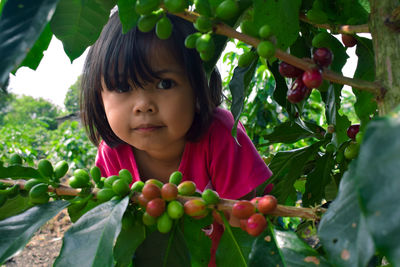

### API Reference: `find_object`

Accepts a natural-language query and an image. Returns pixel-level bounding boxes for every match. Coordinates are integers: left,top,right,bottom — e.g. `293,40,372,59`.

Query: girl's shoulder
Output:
207,107,245,138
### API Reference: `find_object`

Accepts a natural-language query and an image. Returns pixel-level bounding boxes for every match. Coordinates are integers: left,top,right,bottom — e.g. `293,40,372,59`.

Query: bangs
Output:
99,23,183,92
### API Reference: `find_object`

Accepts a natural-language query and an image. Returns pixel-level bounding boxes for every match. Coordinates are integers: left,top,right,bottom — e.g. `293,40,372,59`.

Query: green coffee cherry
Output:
258,24,272,39
29,183,49,204
196,33,214,53
138,14,160,32
38,159,53,178
131,181,145,192
145,178,164,188
169,171,183,185
25,179,43,192
156,16,173,40
10,153,23,165
136,0,161,15
325,143,336,154
344,141,360,160
72,169,90,187
104,175,120,188
97,188,116,203
178,181,196,196
91,166,102,184
240,20,258,38
118,169,133,185
143,211,157,226
184,32,202,49
200,49,214,61
157,212,173,233
54,161,69,179
201,189,220,205
164,0,186,13
215,0,238,20
167,200,184,219
238,51,256,68
257,41,275,58
194,0,212,17
194,16,213,33
112,179,130,197
5,184,19,199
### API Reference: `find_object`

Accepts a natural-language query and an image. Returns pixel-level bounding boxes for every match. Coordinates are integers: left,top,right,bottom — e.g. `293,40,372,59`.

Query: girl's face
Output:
101,46,195,156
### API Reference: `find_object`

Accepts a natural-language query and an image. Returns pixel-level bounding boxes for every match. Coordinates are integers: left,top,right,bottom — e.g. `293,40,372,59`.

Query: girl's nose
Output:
132,91,157,114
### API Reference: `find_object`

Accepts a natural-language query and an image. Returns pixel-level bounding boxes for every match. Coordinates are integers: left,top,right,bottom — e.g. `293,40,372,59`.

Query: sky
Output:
7,35,360,109
8,37,88,108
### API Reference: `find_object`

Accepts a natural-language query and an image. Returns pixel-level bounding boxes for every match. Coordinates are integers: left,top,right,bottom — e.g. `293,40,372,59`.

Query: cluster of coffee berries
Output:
0,155,70,207
280,47,333,104
26,159,69,204
93,168,133,202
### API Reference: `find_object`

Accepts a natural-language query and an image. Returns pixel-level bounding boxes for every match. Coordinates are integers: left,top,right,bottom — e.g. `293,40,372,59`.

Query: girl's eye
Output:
115,86,131,93
156,79,175,90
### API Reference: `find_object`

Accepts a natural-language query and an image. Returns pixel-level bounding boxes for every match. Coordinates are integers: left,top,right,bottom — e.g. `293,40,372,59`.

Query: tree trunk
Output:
369,0,400,115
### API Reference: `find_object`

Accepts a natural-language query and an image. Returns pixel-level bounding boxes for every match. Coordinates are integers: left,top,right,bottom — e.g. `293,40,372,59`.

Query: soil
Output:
3,209,72,267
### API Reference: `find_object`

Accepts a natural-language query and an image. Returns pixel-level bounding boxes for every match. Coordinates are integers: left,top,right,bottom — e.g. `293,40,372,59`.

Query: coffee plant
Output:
1,0,400,266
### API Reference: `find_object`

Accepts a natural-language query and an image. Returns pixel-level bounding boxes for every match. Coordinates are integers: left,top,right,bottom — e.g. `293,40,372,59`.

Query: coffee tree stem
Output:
174,10,384,98
1,178,324,220
298,13,370,34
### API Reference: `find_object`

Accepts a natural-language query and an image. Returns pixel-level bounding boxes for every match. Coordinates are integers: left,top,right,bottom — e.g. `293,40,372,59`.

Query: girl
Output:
80,11,272,266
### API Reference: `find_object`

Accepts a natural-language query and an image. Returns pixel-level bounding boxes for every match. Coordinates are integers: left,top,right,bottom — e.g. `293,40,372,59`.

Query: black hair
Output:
80,11,222,147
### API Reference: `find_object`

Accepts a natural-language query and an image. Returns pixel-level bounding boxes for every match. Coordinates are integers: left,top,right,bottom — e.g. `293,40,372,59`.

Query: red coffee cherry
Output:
313,47,333,67
232,200,255,219
138,193,150,207
287,77,310,104
347,124,360,140
184,199,208,217
246,213,267,237
302,68,323,89
278,61,304,78
161,183,178,201
239,219,248,232
341,34,357,47
146,198,166,218
257,195,278,214
142,183,161,200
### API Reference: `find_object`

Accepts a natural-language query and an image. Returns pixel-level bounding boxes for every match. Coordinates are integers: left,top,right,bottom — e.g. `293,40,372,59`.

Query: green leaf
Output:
183,214,213,266
0,194,33,221
0,200,69,264
352,37,377,127
54,197,129,267
323,84,351,146
0,0,60,87
253,0,301,50
14,24,53,72
113,212,146,266
302,153,335,207
248,225,283,266
229,57,258,139
355,117,400,265
50,0,116,61
318,160,374,267
0,165,42,179
216,226,254,267
260,141,323,202
263,120,324,144
274,229,331,266
117,0,139,34
133,224,191,267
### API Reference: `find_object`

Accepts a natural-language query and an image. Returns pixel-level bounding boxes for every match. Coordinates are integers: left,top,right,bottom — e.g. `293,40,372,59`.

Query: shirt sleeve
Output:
208,117,272,199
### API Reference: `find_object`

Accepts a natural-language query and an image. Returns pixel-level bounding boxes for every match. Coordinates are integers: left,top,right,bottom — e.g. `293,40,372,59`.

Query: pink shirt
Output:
96,108,272,199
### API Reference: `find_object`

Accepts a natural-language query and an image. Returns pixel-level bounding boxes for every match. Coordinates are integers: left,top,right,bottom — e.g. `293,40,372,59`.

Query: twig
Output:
299,13,370,34
1,178,324,220
174,11,383,97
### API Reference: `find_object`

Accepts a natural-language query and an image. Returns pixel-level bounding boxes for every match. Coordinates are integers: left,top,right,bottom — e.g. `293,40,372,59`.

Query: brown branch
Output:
175,11,383,97
299,13,370,34
1,178,323,220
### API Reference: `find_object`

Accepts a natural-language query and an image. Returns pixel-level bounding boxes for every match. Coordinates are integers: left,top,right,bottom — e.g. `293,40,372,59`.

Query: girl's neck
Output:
132,143,185,183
